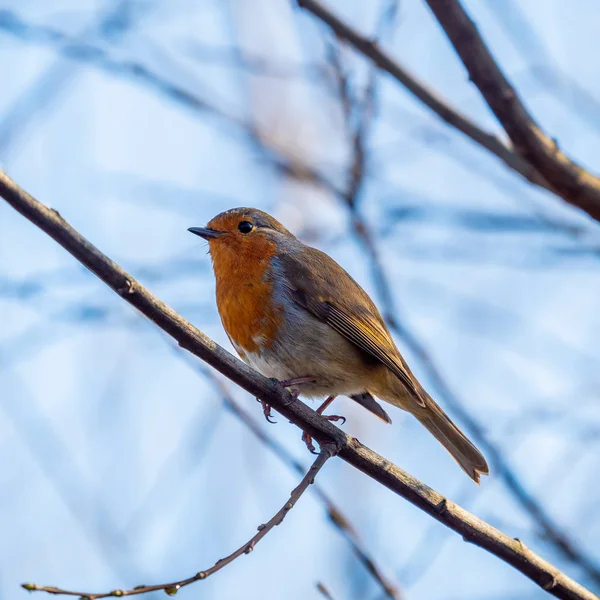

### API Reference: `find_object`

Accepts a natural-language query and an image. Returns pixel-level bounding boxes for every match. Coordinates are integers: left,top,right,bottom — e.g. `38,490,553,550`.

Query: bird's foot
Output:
270,376,317,406
259,376,317,422
301,396,347,454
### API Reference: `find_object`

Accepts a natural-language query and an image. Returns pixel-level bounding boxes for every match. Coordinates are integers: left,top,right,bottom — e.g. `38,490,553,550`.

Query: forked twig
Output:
22,444,338,599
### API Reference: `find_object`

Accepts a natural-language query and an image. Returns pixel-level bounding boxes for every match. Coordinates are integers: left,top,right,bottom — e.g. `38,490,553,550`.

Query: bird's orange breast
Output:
211,238,283,357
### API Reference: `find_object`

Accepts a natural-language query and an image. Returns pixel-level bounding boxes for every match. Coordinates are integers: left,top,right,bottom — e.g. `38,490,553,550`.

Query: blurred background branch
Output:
423,0,600,221
296,0,553,193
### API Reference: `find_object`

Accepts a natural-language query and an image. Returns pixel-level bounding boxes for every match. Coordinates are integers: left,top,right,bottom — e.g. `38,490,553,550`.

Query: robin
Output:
189,207,489,483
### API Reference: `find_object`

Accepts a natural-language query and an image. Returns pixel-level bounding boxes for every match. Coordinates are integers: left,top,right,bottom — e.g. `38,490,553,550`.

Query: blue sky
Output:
1,1,600,599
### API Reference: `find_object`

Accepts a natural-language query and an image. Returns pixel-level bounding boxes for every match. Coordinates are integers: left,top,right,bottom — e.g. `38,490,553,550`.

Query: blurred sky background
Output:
1,1,600,599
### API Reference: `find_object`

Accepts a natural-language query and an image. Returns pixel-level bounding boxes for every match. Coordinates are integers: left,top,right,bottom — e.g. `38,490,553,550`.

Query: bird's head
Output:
188,207,295,269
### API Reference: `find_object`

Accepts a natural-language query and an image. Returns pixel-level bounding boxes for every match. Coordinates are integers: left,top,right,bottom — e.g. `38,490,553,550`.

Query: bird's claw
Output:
256,398,276,424
323,414,346,425
301,431,318,454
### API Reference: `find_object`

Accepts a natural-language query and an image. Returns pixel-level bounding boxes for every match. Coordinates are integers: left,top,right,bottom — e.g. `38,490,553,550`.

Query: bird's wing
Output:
275,249,426,407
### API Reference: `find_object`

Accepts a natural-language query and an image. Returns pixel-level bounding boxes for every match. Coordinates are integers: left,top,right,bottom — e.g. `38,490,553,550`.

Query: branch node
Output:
195,572,207,580
257,524,266,531
435,498,449,516
514,537,526,551
22,584,38,592
118,279,136,295
164,585,180,596
540,573,559,591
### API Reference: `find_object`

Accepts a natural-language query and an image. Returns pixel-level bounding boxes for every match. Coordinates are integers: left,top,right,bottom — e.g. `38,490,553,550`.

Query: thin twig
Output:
22,444,337,599
316,582,339,600
1,170,598,600
423,0,600,221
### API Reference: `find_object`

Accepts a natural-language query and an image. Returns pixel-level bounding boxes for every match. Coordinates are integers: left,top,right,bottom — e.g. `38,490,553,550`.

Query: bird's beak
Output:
188,226,223,240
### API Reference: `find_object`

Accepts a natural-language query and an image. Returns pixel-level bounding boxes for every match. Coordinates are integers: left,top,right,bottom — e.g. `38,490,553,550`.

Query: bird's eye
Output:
238,221,254,234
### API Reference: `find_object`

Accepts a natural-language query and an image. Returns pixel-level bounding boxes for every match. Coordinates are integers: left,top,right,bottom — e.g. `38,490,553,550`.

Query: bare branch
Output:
295,0,554,194
423,0,600,222
1,169,598,600
23,444,337,599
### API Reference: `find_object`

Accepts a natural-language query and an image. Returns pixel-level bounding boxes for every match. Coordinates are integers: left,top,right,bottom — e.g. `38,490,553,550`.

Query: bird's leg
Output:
316,395,346,424
302,395,346,454
259,376,318,424
278,376,317,388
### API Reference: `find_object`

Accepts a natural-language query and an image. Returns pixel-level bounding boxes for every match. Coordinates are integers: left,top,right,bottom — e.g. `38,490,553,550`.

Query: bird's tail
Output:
415,396,489,484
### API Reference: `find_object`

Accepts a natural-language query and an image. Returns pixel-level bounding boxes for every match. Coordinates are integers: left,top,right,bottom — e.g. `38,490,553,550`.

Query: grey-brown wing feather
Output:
276,249,426,407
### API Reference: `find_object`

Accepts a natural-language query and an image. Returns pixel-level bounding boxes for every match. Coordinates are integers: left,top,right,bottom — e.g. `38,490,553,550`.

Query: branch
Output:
423,0,600,222
295,0,554,194
23,444,337,598
1,169,597,600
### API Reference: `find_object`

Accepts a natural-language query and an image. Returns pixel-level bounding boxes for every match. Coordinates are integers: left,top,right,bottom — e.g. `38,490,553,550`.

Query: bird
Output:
189,207,489,483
